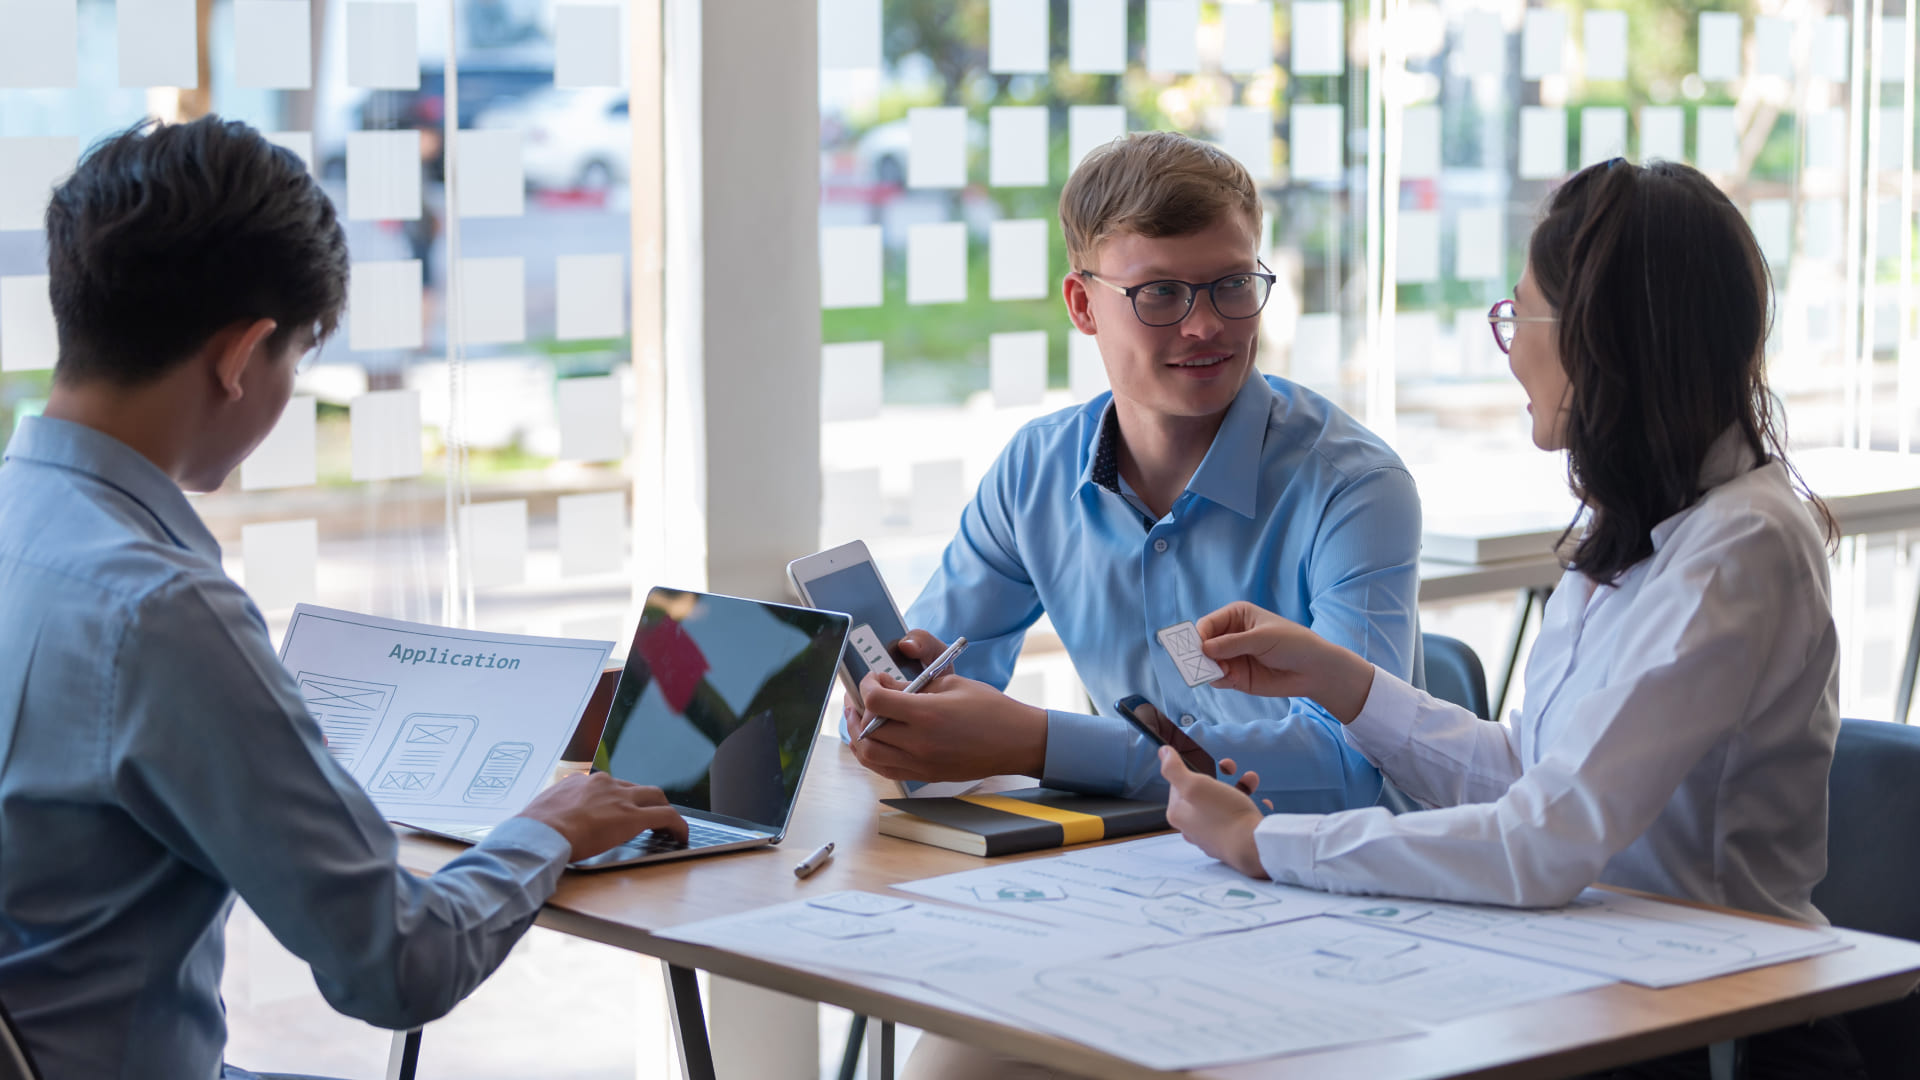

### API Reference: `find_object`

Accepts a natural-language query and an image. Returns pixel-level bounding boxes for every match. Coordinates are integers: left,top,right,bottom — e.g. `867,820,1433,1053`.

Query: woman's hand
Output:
1159,748,1267,879
1197,602,1376,723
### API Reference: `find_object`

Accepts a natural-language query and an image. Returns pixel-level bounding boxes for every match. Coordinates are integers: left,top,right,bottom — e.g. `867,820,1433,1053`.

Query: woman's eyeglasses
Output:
1487,298,1557,354
1078,261,1277,327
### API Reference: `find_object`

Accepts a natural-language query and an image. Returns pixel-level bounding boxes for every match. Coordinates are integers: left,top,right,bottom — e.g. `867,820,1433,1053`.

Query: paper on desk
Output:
1332,888,1845,988
278,605,613,826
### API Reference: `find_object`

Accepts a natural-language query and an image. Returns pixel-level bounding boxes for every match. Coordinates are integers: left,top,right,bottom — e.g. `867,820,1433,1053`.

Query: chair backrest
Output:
1421,633,1490,721
1813,718,1920,1080
0,998,41,1080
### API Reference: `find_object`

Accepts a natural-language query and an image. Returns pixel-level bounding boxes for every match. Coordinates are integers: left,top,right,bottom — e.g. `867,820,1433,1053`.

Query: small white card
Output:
819,0,881,71
989,0,1048,73
1070,0,1126,74
347,1,419,90
1400,105,1440,180
1069,105,1126,173
0,0,76,89
556,4,624,86
1069,331,1107,402
1222,106,1274,182
119,0,197,88
1290,1,1345,76
1146,0,1199,74
848,624,908,681
236,1,312,90
1584,10,1628,81
1220,2,1273,75
1157,621,1224,687
990,106,1048,188
0,274,57,372
822,225,884,309
989,218,1049,300
906,222,967,305
909,107,967,189
1520,8,1565,80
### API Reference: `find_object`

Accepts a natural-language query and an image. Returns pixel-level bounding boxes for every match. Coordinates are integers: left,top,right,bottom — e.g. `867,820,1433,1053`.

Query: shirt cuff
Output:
1341,664,1419,768
1040,709,1132,796
473,816,572,873
1253,813,1324,890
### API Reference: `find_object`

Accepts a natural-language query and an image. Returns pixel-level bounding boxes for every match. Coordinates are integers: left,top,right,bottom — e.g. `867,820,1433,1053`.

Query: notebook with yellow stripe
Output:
877,788,1168,856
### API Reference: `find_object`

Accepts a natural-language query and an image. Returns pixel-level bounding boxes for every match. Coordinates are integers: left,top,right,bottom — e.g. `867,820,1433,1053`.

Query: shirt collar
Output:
2,415,221,561
1648,427,1763,551
1074,375,1272,520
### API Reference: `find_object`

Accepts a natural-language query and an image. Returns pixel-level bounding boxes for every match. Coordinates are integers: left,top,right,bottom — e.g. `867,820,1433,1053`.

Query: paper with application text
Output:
279,604,613,826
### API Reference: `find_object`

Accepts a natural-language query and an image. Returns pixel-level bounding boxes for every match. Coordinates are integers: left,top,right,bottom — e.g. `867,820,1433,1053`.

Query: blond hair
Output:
1059,131,1263,268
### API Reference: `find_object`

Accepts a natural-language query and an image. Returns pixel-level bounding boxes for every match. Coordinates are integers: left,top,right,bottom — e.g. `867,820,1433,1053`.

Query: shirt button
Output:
1280,870,1301,885
1179,714,1196,727
1153,538,1169,553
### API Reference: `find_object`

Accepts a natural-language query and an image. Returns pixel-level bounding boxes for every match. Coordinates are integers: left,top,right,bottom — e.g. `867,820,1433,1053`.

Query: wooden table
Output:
396,736,1920,1080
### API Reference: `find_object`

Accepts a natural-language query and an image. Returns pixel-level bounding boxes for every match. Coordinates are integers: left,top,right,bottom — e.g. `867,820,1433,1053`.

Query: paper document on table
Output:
1332,888,1845,987
279,605,614,826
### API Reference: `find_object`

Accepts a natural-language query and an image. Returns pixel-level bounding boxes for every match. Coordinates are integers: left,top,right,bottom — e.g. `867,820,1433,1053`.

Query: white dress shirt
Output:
1254,439,1839,922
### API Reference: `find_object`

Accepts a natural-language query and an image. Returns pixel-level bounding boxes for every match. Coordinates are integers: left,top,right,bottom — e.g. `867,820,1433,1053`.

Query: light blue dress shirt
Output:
906,373,1422,810
0,417,572,1080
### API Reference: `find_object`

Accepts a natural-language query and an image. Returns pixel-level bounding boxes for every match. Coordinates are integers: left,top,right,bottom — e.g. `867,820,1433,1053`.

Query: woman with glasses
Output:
1159,158,1861,1078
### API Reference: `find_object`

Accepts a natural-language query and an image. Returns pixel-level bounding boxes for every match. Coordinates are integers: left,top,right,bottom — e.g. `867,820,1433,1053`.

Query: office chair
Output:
1421,633,1492,721
1811,718,1920,1080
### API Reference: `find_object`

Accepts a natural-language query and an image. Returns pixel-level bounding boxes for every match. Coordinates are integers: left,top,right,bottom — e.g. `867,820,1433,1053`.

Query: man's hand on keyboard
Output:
518,772,688,861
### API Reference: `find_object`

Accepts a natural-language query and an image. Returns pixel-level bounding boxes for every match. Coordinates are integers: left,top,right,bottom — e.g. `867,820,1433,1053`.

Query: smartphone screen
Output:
797,560,926,685
1114,696,1217,775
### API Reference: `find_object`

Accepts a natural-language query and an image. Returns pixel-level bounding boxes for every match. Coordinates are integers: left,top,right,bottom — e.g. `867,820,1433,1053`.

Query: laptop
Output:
400,587,850,871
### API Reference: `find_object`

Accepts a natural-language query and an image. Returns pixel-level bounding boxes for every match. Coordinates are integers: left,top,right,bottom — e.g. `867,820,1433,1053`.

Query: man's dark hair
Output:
46,116,349,385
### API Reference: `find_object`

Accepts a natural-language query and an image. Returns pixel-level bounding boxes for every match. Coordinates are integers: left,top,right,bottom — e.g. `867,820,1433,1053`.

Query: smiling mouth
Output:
1169,354,1230,368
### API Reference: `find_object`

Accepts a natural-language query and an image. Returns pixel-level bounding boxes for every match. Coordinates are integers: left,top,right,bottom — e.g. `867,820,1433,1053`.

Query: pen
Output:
858,637,969,740
793,841,835,879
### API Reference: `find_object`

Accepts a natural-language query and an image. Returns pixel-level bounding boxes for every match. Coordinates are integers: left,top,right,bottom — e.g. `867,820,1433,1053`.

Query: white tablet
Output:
786,539,925,711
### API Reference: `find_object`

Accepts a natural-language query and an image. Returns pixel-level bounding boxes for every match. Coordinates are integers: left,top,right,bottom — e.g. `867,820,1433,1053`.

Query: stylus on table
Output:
793,841,835,879
858,637,969,740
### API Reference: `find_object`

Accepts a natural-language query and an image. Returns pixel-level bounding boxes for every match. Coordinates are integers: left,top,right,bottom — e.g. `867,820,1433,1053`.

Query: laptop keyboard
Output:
617,819,760,855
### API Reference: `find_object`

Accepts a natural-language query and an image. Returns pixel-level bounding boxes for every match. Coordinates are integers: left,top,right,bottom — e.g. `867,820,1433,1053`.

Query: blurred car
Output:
474,87,630,191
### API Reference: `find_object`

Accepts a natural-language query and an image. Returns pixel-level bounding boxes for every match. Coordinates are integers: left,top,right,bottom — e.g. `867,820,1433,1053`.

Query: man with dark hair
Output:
0,117,684,1079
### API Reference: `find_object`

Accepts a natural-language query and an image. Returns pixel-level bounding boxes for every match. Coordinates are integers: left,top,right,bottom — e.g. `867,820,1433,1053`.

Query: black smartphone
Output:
1113,696,1218,775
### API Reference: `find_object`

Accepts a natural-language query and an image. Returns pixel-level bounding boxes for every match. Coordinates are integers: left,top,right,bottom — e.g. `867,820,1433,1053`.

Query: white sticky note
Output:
1881,108,1906,172
1453,308,1502,376
820,468,883,544
1401,105,1440,180
990,331,1049,408
459,500,528,590
821,225,884,309
1289,103,1343,182
909,107,968,189
990,0,1049,73
1222,107,1275,182
556,4,623,87
347,1,419,90
1291,311,1341,387
1394,310,1438,378
1696,107,1738,173
1518,107,1567,180
1522,9,1566,80
556,253,625,340
1069,331,1108,401
821,341,884,422
456,130,524,218
119,0,197,87
346,130,421,221
1147,0,1199,74
1455,10,1504,77
0,136,78,232
908,222,968,305
236,1,312,90
1803,198,1843,262
556,375,624,461
1877,198,1903,257
1749,199,1792,267
1071,0,1126,74
1222,2,1274,74
1454,206,1504,281
1816,16,1850,81
1580,107,1628,167
989,219,1049,301
349,389,423,481
265,131,315,173
1640,107,1685,164
1069,105,1127,172
242,395,317,490
1754,16,1792,79
909,460,967,535
819,0,882,71
458,257,526,345
348,260,422,351
1291,1,1345,76
0,275,57,373
1698,12,1741,81
1584,10,1627,81
1882,18,1908,81
1395,210,1440,284
243,519,317,612
558,491,626,578
990,107,1049,187
1805,110,1844,172
0,0,76,88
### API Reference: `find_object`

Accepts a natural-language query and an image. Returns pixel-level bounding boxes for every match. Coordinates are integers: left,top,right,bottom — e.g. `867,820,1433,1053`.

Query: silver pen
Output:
858,637,968,739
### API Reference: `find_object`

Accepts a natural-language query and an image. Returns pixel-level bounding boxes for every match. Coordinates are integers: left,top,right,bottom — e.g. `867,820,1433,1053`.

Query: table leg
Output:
1895,580,1920,723
1493,587,1546,721
838,1015,868,1080
664,965,717,1080
384,1030,421,1080
866,1019,895,1080
1708,1037,1746,1080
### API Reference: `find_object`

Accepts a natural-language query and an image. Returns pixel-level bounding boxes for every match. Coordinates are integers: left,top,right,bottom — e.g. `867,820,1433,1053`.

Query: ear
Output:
1063,272,1098,336
210,318,281,402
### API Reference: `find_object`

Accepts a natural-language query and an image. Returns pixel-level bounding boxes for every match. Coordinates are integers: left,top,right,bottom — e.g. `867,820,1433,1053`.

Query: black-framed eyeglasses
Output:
1077,260,1277,327
1486,298,1557,355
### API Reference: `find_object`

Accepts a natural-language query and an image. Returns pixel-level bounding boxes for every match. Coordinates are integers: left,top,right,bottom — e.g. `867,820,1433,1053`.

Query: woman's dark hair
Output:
45,116,349,386
1529,158,1833,585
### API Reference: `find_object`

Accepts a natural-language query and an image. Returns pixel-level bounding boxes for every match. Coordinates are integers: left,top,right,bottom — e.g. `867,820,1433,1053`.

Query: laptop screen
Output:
596,589,849,833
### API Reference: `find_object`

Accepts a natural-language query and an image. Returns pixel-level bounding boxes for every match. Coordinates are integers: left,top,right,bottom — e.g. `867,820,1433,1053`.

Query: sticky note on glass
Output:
119,0,197,87
1521,8,1565,80
456,130,524,218
1222,107,1274,182
1584,10,1627,81
1071,0,1126,74
1580,107,1628,167
1805,110,1844,172
990,107,1048,187
1878,199,1904,257
242,395,317,491
1695,107,1738,173
1881,108,1906,172
1222,2,1274,75
990,330,1048,408
458,500,528,590
1289,104,1343,182
1697,12,1741,81
1147,0,1199,74
1453,308,1501,376
819,0,881,71
559,491,627,578
1395,310,1439,376
1395,210,1439,284
909,107,967,189
0,136,78,232
1454,206,1504,282
1291,1,1344,76
1881,17,1908,81
1749,199,1792,267
1816,16,1850,81
1069,105,1126,173
243,519,318,612
909,459,967,535
1753,16,1792,79
907,222,967,305
821,225,883,308
266,131,316,173
557,4,624,86
989,219,1049,301
556,253,625,340
458,257,526,345
1454,10,1504,77
1519,107,1567,180
556,375,624,461
0,0,77,88
0,275,57,373
348,260,423,351
236,1,312,90
349,390,423,481
1291,312,1341,387
821,340,884,422
348,1,418,89
990,0,1048,73
1157,621,1224,687
1401,105,1440,180
347,130,422,221
1640,106,1684,163
1069,331,1108,402
823,468,884,542
1803,199,1843,262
